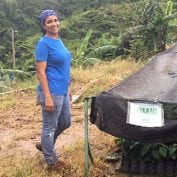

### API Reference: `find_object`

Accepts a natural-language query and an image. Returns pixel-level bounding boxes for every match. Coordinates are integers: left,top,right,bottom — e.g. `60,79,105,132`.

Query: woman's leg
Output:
40,95,64,165
54,94,71,143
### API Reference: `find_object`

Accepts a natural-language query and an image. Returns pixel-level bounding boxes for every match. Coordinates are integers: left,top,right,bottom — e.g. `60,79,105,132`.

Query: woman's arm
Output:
36,61,54,112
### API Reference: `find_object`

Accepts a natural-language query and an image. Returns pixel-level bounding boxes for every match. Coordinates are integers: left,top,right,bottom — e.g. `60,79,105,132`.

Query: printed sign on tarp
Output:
127,102,164,127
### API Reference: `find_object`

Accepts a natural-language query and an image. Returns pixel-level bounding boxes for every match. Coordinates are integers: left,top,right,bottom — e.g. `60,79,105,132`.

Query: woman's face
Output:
43,15,60,36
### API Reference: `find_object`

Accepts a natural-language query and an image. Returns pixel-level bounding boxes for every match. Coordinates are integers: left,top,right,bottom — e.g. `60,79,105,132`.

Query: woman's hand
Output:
45,95,54,112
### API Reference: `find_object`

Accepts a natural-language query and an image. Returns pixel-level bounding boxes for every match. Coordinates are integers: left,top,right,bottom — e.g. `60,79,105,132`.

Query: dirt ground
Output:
0,89,128,176
1,89,155,177
0,60,147,177
0,90,84,155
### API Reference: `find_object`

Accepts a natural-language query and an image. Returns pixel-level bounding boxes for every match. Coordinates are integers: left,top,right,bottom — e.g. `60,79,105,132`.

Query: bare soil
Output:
0,90,127,176
0,90,85,155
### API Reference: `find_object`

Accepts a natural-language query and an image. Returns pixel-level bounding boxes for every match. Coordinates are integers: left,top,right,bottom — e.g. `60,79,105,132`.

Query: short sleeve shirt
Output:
35,35,71,95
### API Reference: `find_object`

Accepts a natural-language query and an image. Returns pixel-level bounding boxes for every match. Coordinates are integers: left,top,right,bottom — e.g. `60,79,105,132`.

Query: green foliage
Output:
120,139,177,162
72,29,100,66
129,35,149,61
0,68,34,92
74,29,93,65
16,34,40,71
1,0,177,69
86,45,117,59
166,0,173,15
122,0,177,60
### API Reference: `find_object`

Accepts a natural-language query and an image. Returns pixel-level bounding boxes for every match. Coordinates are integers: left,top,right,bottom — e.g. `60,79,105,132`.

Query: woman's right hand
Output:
45,96,54,112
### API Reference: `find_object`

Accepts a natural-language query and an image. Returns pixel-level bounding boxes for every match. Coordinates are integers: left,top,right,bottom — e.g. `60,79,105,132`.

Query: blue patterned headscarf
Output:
39,9,58,24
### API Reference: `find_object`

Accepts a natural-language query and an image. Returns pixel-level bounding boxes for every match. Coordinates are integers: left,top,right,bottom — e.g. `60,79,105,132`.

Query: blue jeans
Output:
36,91,71,165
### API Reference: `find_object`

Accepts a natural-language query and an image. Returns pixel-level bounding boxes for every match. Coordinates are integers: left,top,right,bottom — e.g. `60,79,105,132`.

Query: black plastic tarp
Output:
90,43,177,143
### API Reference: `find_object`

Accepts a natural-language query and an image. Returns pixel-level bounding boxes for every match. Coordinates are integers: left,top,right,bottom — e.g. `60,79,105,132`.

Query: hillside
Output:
0,0,134,70
1,0,177,72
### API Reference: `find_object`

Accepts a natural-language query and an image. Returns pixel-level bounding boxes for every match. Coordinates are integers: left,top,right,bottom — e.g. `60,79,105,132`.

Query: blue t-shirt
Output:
35,35,71,95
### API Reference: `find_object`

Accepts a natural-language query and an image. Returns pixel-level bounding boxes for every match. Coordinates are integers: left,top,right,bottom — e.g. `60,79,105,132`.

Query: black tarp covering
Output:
90,43,177,143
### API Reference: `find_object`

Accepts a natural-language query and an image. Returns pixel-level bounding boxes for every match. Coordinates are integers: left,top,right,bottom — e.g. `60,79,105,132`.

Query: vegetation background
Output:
1,0,177,176
1,0,177,71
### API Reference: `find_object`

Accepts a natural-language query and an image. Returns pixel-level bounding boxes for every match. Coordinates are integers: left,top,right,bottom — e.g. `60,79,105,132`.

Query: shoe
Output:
47,160,67,171
36,142,42,152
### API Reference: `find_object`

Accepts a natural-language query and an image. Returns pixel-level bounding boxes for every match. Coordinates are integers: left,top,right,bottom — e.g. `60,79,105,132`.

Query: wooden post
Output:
12,29,16,70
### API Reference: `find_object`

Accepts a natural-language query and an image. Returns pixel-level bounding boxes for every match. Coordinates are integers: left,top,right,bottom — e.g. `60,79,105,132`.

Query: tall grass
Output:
71,58,141,99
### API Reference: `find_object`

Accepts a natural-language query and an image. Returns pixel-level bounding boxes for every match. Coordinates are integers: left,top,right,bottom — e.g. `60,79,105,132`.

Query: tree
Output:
117,0,177,60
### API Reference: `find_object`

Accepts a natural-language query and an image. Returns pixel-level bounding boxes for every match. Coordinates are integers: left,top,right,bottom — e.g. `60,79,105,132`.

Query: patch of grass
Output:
71,59,142,100
12,166,32,177
0,95,16,109
0,130,116,177
72,116,83,123
4,138,17,150
14,76,37,90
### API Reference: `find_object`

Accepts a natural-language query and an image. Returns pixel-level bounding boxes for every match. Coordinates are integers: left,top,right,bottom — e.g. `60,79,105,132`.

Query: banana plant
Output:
74,29,93,66
114,0,177,60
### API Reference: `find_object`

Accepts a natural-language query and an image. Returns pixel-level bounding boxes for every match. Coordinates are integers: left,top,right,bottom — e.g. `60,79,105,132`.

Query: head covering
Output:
38,9,58,24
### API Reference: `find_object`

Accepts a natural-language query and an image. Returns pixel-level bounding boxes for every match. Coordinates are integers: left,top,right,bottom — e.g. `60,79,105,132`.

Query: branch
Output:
71,79,98,104
0,69,32,76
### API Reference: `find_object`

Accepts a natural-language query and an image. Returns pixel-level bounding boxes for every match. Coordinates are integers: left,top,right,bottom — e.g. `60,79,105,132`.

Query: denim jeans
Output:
36,91,71,165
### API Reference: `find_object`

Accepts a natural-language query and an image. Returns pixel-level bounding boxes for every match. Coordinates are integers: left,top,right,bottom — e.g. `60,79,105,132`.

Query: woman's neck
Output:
46,33,59,39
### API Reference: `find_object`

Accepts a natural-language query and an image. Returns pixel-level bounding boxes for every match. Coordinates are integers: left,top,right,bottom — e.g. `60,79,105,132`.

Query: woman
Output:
35,9,71,169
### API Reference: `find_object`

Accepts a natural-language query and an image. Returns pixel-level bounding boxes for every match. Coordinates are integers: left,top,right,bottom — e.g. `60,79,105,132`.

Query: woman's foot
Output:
35,142,42,152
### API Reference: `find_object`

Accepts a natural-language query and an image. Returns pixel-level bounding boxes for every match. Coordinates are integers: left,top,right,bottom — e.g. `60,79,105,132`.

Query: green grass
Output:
0,95,16,109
